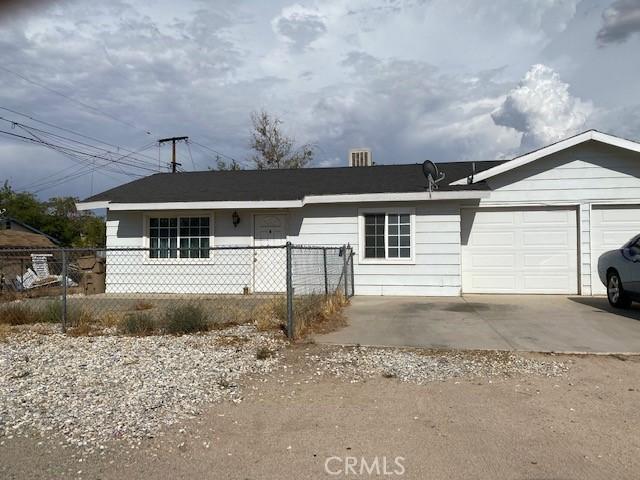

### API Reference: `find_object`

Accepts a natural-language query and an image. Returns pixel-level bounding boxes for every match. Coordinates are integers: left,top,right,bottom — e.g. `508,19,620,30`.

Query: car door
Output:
624,237,640,295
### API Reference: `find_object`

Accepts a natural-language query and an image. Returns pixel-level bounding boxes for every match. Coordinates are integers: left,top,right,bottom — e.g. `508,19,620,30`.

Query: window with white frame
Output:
149,216,210,259
362,211,413,260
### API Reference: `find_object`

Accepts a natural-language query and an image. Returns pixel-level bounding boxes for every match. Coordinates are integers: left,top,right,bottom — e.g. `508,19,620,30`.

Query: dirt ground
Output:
1,346,639,480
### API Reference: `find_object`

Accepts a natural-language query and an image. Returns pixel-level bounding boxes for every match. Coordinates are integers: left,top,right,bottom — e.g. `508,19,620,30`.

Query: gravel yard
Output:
308,346,567,383
0,323,568,459
0,325,285,453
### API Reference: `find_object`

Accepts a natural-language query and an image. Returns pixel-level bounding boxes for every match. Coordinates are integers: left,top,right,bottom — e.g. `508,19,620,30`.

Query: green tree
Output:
249,110,313,169
0,182,105,247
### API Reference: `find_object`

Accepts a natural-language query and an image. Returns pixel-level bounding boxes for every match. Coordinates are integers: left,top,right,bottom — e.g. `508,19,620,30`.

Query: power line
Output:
186,140,196,170
3,126,148,192
189,140,246,168
0,65,152,135
0,106,158,163
0,117,158,172
0,128,159,175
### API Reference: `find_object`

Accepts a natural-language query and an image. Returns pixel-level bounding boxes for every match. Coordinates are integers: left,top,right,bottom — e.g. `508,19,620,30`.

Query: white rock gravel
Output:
0,325,285,452
306,346,568,383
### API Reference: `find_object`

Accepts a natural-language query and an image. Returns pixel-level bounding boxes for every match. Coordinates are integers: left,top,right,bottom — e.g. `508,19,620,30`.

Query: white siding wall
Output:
105,210,256,294
289,202,461,296
480,142,640,295
106,202,463,296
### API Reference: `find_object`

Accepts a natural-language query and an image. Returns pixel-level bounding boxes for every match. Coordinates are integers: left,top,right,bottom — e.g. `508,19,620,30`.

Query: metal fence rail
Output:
0,243,354,338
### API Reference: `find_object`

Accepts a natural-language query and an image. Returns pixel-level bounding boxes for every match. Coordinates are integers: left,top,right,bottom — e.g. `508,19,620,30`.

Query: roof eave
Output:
449,130,640,186
78,190,490,212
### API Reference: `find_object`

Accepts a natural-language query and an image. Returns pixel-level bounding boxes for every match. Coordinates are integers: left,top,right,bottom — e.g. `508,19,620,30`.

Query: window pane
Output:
388,236,398,247
364,214,386,258
201,217,209,227
400,247,411,258
180,218,189,228
150,217,178,258
400,236,410,246
400,214,410,223
388,248,398,258
400,225,410,235
388,214,398,223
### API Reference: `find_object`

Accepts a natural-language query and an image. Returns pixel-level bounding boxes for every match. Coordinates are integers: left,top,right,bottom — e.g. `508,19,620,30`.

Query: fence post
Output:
323,248,328,296
343,245,348,298
285,242,294,339
349,245,355,297
61,249,68,333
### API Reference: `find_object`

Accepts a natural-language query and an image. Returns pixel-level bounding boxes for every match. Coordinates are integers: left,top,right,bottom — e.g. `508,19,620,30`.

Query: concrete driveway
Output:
315,295,640,353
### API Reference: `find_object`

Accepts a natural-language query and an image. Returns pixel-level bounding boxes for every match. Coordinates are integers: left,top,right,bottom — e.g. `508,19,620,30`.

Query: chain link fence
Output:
0,244,354,339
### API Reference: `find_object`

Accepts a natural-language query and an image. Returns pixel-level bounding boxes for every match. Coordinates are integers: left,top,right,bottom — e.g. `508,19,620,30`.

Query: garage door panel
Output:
590,205,640,295
522,209,572,224
462,207,578,294
470,254,515,268
471,275,517,290
523,253,571,268
522,230,569,247
523,275,572,291
471,231,515,246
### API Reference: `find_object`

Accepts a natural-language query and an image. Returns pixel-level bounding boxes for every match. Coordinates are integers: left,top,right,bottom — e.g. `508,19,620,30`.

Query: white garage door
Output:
461,207,578,294
590,205,640,295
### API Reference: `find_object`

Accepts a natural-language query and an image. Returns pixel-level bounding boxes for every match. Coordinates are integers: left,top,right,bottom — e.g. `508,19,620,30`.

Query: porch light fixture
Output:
232,211,240,228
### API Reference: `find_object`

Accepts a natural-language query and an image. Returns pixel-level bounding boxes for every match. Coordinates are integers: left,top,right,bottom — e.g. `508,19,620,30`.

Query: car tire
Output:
607,271,632,308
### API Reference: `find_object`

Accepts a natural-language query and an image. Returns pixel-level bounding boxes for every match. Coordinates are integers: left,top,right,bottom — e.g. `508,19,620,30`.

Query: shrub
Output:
253,297,287,332
67,309,97,337
134,300,154,311
41,300,62,323
163,304,209,335
120,313,156,336
0,303,35,325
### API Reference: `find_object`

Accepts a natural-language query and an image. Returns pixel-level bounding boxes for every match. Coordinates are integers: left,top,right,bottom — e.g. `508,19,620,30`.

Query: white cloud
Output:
492,64,594,152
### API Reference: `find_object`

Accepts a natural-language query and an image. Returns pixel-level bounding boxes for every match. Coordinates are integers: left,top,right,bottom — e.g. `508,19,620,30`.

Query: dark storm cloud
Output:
597,0,640,45
273,5,327,52
1,0,639,199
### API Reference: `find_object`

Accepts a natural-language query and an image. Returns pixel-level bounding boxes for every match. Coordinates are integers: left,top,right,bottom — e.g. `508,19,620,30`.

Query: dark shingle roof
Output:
83,161,505,203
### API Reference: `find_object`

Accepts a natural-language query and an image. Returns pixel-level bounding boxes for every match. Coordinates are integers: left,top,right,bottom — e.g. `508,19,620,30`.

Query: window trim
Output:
142,212,215,264
358,207,416,265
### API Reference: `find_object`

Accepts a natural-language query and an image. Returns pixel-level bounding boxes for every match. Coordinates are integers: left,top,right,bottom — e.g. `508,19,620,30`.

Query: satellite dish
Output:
422,160,445,192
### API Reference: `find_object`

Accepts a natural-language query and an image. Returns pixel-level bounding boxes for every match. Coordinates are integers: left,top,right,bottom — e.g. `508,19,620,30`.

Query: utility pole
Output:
158,136,188,173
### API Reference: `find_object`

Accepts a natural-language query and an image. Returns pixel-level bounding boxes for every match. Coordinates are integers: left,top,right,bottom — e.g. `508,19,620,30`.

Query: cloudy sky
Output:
1,0,639,199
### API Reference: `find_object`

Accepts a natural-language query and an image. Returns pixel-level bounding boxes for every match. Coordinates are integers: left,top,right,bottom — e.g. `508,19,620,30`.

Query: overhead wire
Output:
0,106,158,163
0,65,152,135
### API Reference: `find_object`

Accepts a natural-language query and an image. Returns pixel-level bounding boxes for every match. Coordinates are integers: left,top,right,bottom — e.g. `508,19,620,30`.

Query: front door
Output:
253,214,287,292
